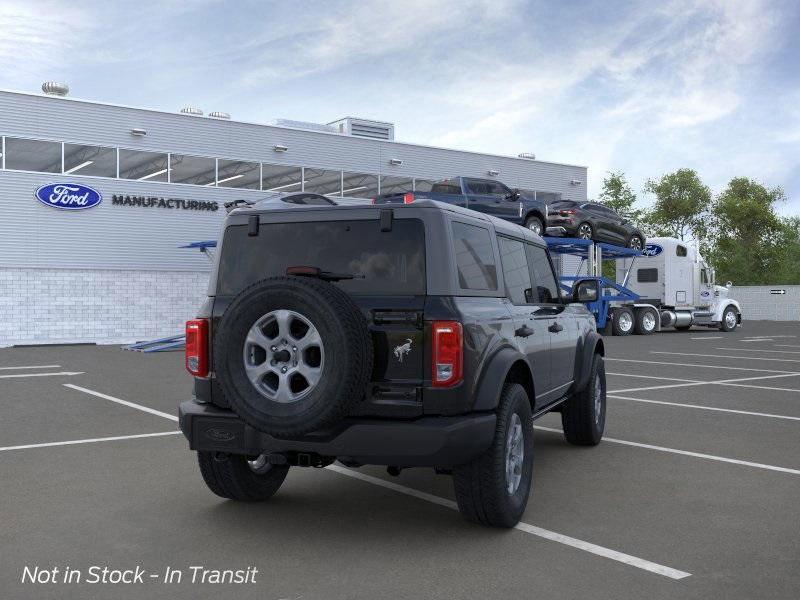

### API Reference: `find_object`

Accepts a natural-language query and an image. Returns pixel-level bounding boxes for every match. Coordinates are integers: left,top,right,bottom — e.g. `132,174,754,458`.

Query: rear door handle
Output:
515,325,534,338
548,322,563,333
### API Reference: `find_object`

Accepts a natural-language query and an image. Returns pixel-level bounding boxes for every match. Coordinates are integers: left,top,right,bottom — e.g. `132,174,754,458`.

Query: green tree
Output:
707,177,786,285
642,169,711,241
598,171,641,220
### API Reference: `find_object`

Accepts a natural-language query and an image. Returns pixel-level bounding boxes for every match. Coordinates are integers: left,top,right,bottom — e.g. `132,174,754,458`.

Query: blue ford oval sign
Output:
642,243,663,257
35,183,102,210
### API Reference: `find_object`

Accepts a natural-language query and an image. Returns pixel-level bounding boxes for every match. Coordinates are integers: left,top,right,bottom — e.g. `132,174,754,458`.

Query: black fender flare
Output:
523,209,546,227
472,346,533,411
572,331,604,393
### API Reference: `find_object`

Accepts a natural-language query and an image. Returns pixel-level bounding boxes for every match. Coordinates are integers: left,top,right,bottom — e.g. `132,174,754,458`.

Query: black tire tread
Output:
198,451,289,501
453,383,532,528
561,353,604,446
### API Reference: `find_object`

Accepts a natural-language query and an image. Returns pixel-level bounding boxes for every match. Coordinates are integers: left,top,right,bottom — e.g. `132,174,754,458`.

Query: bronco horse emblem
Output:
393,338,413,363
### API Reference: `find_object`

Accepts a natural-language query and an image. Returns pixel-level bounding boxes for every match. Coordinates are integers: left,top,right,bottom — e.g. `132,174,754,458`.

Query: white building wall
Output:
0,268,208,346
729,286,800,322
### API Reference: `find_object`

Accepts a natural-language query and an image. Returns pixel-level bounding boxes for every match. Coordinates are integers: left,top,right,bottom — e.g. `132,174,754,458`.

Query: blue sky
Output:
2,0,799,213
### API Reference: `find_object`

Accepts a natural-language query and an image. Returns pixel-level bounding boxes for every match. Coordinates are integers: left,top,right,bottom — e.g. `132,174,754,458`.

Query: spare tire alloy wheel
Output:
577,223,593,240
244,309,323,404
215,276,373,437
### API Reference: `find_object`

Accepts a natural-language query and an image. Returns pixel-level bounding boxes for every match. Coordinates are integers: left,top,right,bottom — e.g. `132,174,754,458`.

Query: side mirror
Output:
726,281,732,288
505,189,521,201
573,279,599,303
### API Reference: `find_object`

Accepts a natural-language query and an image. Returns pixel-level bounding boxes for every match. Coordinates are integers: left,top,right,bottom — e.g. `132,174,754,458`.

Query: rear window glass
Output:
217,219,425,296
452,222,498,291
431,180,462,194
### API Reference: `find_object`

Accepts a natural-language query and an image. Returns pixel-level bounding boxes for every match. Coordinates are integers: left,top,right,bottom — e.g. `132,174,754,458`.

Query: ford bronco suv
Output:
179,199,606,527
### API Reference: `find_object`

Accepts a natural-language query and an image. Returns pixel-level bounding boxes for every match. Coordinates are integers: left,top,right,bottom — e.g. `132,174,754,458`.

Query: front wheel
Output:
452,383,533,528
562,353,605,445
720,306,738,332
627,235,644,251
197,452,289,501
577,222,593,240
524,215,544,236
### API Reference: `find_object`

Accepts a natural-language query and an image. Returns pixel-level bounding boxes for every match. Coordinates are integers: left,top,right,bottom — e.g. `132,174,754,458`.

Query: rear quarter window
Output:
451,222,498,291
216,218,426,296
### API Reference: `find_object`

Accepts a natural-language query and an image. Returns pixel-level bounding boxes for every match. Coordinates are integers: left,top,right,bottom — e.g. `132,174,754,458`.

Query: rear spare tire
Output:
214,276,373,437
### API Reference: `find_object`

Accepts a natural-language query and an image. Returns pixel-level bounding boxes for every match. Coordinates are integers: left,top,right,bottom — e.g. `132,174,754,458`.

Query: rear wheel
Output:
627,235,644,251
562,353,605,446
197,452,289,501
633,307,657,335
720,306,738,332
577,222,593,240
611,307,634,336
453,383,533,528
524,215,544,235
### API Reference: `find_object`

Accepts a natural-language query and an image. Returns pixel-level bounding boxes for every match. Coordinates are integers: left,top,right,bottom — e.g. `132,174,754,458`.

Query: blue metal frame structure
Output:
543,237,641,329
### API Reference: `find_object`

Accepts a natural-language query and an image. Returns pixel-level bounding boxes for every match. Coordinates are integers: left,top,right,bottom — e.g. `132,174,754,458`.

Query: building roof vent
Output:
518,152,536,160
42,82,69,96
269,119,337,134
180,106,204,116
208,111,231,119
328,117,395,141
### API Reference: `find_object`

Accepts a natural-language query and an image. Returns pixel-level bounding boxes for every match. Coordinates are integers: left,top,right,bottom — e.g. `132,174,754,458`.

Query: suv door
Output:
465,179,519,221
496,235,551,403
525,243,577,400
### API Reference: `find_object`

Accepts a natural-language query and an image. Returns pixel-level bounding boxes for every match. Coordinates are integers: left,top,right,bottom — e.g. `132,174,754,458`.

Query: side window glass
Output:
498,237,532,304
466,180,489,195
525,244,560,304
451,222,498,291
676,245,688,257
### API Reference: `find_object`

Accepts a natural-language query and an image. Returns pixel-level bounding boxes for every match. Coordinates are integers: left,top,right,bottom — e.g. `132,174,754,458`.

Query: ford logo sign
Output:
204,427,236,442
641,243,663,257
35,183,102,210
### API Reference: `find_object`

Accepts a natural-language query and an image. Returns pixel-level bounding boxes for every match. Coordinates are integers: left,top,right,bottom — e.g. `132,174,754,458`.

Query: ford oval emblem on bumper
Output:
205,427,236,442
35,183,103,210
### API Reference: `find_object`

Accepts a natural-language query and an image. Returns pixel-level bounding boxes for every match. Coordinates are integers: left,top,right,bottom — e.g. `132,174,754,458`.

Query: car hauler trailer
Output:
548,236,742,335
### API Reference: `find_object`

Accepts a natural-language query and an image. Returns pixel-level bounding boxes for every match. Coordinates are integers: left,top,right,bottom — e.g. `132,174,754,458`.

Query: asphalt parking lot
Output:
2,321,799,599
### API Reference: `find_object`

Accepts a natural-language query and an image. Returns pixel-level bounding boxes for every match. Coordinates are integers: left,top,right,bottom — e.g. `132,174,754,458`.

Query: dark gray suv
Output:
179,199,606,527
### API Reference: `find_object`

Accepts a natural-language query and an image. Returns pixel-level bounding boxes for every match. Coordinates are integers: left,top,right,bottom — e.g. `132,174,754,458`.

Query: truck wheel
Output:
633,307,657,335
720,306,738,332
611,307,634,336
524,215,543,235
561,353,605,446
214,276,373,437
197,452,289,501
452,383,533,528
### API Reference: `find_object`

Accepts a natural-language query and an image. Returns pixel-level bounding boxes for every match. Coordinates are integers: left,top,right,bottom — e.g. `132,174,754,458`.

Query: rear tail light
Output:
370,198,376,204
185,319,209,377
431,321,463,387
403,192,415,204
560,209,577,215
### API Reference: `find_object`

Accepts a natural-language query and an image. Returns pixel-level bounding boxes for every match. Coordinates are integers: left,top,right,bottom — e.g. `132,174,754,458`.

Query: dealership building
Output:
0,84,588,346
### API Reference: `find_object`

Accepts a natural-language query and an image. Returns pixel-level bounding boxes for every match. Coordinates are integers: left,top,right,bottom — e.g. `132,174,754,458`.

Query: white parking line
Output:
776,344,800,349
739,338,774,343
64,384,179,422
608,358,798,374
652,351,800,363
0,431,181,452
690,336,724,340
609,395,800,421
608,372,800,394
715,347,800,354
0,364,61,370
0,371,84,379
534,426,800,476
607,372,700,383
326,464,691,580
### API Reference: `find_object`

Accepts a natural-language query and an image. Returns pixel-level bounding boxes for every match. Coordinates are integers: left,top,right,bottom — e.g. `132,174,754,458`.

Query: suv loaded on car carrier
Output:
179,199,606,527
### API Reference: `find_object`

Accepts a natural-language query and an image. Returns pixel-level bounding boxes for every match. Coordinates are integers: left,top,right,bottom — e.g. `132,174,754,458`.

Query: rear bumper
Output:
179,400,496,467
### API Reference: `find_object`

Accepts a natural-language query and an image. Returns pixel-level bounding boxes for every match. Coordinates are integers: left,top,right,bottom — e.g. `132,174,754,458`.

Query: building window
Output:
451,221,498,291
262,164,302,192
170,154,216,186
119,149,169,182
379,175,413,195
4,137,61,173
217,159,260,189
63,144,117,177
304,168,342,196
341,171,379,198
